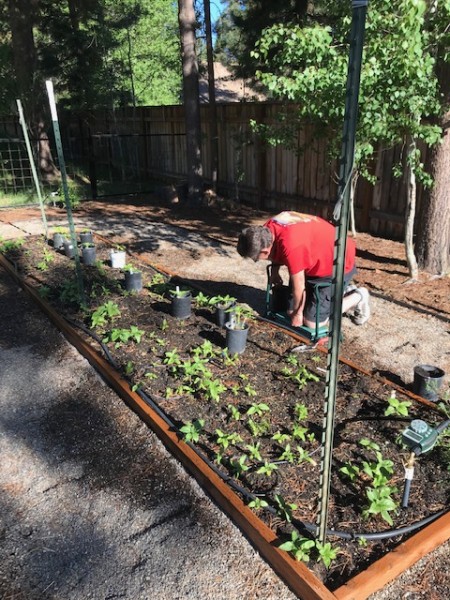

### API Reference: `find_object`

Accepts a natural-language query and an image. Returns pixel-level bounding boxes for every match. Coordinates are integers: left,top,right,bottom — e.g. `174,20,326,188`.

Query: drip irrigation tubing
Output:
65,315,449,542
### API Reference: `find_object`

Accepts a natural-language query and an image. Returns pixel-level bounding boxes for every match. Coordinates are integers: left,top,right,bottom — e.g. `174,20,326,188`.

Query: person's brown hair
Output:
237,226,272,261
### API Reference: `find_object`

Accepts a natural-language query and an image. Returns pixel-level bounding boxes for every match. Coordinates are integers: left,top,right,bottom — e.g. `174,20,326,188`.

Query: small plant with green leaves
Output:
247,418,271,437
279,531,315,563
272,431,291,445
103,325,144,348
122,263,141,274
363,485,399,526
281,361,320,389
208,294,236,308
245,441,262,462
170,285,191,298
146,272,169,297
36,245,55,271
197,376,227,403
359,439,395,488
59,277,83,307
294,402,309,421
191,340,216,360
52,226,68,235
315,541,340,569
194,291,211,307
215,429,243,452
38,285,51,300
384,390,411,417
90,301,121,328
274,494,298,523
0,237,25,253
246,402,270,418
226,303,254,330
279,444,296,464
248,496,269,510
227,404,242,421
179,419,205,443
256,460,278,477
229,454,249,477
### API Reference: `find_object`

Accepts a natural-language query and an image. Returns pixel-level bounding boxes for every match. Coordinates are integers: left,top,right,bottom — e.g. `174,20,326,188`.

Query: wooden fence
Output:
1,104,426,239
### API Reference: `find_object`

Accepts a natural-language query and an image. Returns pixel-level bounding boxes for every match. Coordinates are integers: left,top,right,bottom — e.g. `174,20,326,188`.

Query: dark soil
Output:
2,233,449,592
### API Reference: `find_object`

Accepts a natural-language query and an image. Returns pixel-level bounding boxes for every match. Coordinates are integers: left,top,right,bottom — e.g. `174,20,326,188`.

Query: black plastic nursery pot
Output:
79,231,94,244
413,364,445,402
170,291,192,319
63,240,75,258
52,232,65,250
81,245,96,266
216,302,235,327
124,270,143,292
225,322,249,355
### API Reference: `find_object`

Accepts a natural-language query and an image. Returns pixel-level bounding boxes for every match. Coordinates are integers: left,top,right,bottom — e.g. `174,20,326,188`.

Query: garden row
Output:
1,230,449,591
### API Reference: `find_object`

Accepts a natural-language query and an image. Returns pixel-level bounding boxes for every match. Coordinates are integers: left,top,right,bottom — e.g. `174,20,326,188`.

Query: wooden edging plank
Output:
334,511,450,600
1,252,449,600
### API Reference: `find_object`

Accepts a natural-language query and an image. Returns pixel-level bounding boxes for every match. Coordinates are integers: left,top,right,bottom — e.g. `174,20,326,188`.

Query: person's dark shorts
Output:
303,267,357,323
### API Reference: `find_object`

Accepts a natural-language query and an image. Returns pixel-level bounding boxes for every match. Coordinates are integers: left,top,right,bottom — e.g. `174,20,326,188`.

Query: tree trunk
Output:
405,134,419,280
416,110,450,275
204,0,219,192
9,0,57,181
178,0,203,203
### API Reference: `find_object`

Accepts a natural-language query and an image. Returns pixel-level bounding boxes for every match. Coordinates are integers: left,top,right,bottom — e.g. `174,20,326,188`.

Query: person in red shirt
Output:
237,211,370,328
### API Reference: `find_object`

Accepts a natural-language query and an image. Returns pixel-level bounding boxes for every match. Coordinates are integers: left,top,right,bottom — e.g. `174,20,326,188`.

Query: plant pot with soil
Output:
413,364,445,401
79,229,94,244
63,239,75,258
51,227,68,250
110,245,126,269
224,304,253,355
209,294,237,327
81,242,96,266
123,265,143,292
170,286,192,319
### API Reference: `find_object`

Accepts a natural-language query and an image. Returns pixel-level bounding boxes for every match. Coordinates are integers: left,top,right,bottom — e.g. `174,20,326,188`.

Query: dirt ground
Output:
0,195,449,599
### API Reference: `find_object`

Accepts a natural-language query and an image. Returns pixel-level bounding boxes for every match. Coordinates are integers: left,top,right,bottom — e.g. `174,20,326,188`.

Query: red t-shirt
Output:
264,211,356,277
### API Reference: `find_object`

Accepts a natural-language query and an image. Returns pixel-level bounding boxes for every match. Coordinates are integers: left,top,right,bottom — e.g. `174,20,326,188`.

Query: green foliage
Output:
279,531,315,563
90,301,121,328
180,419,205,443
363,486,398,526
384,391,411,417
250,0,447,183
103,325,144,347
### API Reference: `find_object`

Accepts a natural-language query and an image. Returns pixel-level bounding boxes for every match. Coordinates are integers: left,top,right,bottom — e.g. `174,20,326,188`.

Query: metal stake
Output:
16,99,48,238
316,0,369,544
45,79,85,304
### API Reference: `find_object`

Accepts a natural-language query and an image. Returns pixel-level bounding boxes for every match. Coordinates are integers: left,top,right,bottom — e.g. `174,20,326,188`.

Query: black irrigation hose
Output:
65,316,450,542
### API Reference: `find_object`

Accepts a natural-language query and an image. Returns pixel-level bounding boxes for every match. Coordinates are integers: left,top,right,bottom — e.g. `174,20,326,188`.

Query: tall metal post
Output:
16,99,48,237
316,0,368,544
45,79,85,303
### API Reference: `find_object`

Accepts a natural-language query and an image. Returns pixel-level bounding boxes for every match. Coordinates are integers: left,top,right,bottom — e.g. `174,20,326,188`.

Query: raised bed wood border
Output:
1,252,449,600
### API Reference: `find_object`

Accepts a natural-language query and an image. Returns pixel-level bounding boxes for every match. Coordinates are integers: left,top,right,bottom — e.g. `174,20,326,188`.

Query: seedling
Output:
256,460,278,477
315,541,340,569
194,291,211,307
245,441,262,462
103,325,144,347
180,419,205,443
90,301,121,328
384,390,411,417
229,455,249,477
226,303,254,330
246,402,270,417
248,497,269,510
279,531,315,563
208,294,237,307
36,246,54,271
215,429,243,451
274,494,297,523
227,404,242,421
170,285,191,298
363,486,398,526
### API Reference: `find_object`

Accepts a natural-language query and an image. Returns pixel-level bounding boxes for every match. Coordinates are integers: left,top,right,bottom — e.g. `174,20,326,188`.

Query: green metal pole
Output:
316,0,368,544
45,79,85,303
16,99,48,238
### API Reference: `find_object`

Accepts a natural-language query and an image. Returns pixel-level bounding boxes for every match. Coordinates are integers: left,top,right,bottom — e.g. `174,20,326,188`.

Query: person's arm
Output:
288,270,306,327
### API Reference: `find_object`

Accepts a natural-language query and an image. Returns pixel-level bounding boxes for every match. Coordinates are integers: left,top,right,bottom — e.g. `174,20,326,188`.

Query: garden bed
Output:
1,233,449,597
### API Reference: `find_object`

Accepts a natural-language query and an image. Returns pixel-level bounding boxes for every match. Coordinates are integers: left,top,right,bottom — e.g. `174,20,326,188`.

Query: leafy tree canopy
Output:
250,0,448,183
